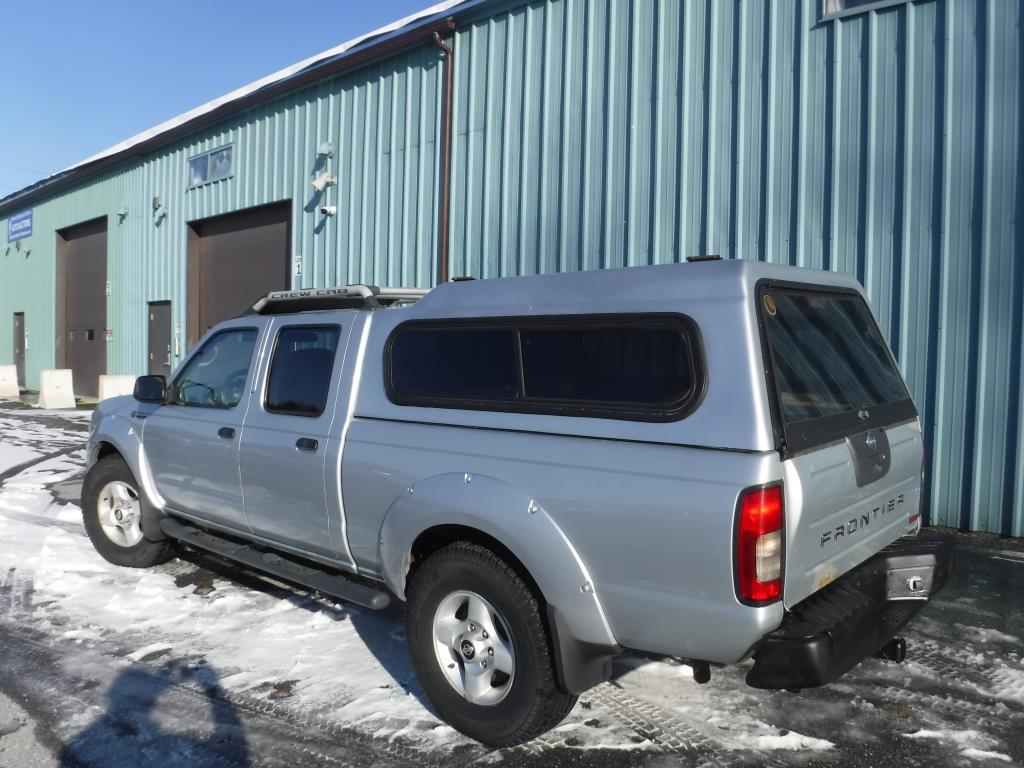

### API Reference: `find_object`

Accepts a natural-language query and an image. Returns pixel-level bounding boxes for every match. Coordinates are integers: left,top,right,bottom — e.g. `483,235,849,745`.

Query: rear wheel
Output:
405,541,577,746
82,455,175,568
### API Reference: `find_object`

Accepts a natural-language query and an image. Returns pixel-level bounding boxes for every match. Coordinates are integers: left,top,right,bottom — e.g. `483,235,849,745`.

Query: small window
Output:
187,144,233,188
171,328,258,408
386,315,703,422
822,0,905,20
265,326,341,416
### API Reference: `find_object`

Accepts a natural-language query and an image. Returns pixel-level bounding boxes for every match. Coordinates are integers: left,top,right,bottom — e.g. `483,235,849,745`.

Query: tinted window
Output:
761,289,910,425
521,326,695,406
172,328,258,408
387,315,703,421
265,326,341,416
389,328,518,401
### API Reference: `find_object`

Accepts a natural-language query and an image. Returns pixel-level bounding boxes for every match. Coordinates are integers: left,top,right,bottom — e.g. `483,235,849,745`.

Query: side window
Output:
520,325,696,407
388,327,518,402
172,328,258,408
265,326,341,417
386,315,703,422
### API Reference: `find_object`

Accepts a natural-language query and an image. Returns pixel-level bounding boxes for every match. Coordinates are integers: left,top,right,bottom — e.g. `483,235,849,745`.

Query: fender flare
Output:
377,472,620,693
90,415,167,542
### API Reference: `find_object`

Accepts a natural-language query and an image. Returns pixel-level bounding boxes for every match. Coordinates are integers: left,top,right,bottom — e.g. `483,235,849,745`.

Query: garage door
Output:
187,203,290,348
59,218,107,398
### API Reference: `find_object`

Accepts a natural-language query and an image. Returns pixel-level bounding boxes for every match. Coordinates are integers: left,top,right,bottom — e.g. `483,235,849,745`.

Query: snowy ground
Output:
0,404,1022,767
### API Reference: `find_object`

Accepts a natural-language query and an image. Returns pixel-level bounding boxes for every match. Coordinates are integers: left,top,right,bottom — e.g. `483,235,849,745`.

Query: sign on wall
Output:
7,209,32,242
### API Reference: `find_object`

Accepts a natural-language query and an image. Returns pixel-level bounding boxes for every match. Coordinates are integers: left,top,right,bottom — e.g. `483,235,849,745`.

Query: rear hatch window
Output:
758,285,916,455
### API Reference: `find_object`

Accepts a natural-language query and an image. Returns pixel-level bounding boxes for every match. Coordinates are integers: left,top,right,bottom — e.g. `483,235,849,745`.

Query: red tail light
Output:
736,484,784,605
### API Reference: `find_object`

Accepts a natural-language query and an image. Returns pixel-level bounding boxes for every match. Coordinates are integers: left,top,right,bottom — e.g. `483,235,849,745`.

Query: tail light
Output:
735,484,784,605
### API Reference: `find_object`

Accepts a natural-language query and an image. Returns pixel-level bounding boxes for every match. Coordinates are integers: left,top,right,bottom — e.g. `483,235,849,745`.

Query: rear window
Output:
386,315,703,422
759,285,916,453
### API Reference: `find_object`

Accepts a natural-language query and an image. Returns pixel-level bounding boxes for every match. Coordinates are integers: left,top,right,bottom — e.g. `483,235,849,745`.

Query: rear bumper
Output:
746,533,956,689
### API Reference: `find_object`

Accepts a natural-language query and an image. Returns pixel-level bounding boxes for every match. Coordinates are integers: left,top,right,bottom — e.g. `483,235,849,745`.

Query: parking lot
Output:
0,404,1021,767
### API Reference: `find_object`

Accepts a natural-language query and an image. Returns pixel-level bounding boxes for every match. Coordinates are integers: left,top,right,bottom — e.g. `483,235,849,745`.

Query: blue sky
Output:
0,0,431,196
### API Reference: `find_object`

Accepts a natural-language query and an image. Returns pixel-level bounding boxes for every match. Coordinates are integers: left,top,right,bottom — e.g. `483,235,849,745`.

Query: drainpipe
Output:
433,31,454,285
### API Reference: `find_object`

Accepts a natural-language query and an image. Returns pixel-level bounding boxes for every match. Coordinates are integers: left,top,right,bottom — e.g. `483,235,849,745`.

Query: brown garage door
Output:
187,202,290,348
58,218,107,398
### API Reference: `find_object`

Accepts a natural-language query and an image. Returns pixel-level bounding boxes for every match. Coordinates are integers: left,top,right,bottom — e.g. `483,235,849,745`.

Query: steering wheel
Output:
220,369,249,407
177,379,215,405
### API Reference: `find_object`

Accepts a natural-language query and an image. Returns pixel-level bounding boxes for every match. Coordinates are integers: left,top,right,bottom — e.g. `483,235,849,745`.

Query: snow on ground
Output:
1,409,1023,766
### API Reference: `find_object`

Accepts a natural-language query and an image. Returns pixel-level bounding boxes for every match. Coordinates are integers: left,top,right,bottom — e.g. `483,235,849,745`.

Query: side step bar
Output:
160,517,390,611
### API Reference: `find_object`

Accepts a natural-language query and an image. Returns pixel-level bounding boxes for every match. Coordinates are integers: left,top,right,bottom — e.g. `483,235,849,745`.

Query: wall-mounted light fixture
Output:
311,172,336,193
152,196,166,225
319,205,337,217
317,141,334,159
117,206,129,222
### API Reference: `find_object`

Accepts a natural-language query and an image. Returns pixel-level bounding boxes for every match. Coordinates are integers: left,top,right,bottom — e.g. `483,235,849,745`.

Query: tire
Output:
81,455,175,568
405,541,577,747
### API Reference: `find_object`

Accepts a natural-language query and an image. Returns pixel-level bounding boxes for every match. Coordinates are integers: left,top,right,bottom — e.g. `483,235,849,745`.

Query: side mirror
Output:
134,375,167,404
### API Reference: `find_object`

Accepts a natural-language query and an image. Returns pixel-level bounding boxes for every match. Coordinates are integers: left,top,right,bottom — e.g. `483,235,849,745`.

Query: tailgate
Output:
755,283,923,608
781,421,922,607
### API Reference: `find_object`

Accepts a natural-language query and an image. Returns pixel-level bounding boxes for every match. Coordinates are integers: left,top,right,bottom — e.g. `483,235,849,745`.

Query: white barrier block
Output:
0,365,18,398
38,369,77,410
98,375,137,401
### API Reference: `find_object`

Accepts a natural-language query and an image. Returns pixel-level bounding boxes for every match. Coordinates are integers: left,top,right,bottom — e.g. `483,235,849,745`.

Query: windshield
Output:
760,287,910,426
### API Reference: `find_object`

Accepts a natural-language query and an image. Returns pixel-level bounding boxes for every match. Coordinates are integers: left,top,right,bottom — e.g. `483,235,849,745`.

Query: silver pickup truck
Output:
82,260,954,746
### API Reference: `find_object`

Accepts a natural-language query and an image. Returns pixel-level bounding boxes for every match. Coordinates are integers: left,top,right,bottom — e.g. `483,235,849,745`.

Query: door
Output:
59,218,108,398
187,203,290,349
756,284,923,608
147,302,172,377
238,320,350,559
12,313,25,390
142,323,263,531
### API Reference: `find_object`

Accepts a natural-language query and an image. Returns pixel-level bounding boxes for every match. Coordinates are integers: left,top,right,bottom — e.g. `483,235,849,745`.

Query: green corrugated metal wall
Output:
0,42,443,386
0,0,1021,534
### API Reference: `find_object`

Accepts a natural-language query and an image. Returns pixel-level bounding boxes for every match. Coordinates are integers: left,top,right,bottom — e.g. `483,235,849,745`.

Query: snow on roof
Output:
67,0,473,172
0,0,480,210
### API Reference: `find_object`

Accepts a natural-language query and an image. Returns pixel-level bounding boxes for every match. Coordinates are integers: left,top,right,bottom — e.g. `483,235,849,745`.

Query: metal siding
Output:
446,0,1022,534
0,0,1020,536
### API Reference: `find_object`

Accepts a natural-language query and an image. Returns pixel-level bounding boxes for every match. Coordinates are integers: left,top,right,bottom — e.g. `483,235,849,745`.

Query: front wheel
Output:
81,455,175,568
405,542,577,747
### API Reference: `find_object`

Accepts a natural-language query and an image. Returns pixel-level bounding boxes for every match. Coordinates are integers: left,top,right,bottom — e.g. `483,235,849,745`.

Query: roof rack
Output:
246,285,429,315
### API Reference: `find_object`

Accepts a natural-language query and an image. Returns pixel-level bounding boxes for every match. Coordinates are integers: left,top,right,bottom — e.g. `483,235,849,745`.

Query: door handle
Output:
218,427,236,440
295,437,318,453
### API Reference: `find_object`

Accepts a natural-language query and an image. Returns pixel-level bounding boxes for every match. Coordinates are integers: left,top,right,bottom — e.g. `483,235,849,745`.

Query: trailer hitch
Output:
873,636,908,663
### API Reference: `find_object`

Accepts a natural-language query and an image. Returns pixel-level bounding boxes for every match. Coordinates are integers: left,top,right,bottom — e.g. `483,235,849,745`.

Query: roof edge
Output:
0,0,478,217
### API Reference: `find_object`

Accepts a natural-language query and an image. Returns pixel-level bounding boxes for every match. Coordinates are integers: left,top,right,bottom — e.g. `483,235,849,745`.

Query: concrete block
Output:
98,375,137,401
0,366,18,399
37,369,76,410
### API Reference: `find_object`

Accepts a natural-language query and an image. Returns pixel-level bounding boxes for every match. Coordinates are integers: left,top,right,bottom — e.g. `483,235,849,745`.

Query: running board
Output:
160,517,390,610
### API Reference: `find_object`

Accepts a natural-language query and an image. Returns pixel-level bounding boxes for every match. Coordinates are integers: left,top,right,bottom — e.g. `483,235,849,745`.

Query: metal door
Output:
187,203,290,349
60,219,108,398
238,317,353,561
147,302,172,377
12,313,25,390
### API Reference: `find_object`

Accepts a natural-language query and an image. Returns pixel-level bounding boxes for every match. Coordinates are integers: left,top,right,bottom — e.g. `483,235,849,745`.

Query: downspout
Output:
433,31,454,285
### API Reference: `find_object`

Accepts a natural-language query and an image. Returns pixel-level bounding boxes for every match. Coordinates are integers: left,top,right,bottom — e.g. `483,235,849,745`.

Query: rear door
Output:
757,283,922,608
238,318,353,560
